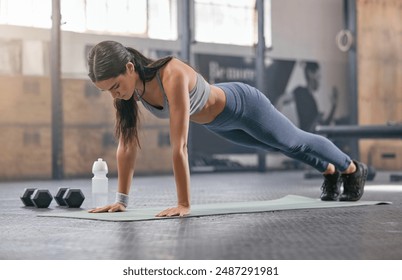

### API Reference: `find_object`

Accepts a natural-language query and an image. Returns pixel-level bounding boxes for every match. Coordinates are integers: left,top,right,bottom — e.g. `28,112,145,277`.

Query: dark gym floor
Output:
0,170,401,260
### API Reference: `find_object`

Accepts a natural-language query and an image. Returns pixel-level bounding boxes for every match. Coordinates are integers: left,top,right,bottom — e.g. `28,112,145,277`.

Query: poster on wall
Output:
191,53,351,171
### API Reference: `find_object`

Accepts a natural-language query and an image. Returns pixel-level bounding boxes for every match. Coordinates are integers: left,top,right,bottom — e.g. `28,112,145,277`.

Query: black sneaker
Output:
340,160,368,201
320,171,342,201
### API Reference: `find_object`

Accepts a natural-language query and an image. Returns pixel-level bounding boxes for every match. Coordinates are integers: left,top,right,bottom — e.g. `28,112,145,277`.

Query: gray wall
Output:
271,0,347,62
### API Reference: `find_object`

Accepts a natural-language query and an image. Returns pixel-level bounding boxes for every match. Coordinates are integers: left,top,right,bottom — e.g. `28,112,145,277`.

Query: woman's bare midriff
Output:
190,85,226,124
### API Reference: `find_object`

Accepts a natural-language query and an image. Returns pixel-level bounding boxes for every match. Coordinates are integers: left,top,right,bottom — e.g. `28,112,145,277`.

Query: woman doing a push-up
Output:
87,41,368,217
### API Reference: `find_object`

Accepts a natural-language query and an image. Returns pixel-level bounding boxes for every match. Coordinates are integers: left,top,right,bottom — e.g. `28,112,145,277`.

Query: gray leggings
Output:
203,82,351,172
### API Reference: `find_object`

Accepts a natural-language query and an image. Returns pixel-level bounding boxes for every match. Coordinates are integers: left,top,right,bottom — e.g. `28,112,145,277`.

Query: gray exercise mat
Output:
38,195,391,222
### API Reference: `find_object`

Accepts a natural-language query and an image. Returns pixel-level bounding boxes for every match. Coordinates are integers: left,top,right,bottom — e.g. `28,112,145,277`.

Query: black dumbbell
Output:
54,187,85,208
20,188,53,208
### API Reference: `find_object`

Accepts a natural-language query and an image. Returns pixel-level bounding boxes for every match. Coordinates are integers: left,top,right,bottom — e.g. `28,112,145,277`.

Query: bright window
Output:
0,0,175,39
148,0,177,40
0,0,51,28
0,0,271,45
194,0,272,47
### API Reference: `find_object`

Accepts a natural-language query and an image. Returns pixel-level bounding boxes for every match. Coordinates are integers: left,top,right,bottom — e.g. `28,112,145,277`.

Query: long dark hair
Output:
87,41,173,146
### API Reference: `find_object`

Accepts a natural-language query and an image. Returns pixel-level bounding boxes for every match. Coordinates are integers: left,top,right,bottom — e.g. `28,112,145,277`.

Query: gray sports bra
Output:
138,71,211,119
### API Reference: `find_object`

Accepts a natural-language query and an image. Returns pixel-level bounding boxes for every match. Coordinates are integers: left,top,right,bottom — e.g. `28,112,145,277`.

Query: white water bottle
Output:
92,158,109,208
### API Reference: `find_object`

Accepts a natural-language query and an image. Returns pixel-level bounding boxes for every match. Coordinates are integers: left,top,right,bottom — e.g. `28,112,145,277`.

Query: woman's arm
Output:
116,137,137,195
88,136,137,213
155,65,191,217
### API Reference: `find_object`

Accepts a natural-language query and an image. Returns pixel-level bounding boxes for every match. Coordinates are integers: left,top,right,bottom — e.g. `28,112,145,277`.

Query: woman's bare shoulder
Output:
162,57,197,81
164,57,195,71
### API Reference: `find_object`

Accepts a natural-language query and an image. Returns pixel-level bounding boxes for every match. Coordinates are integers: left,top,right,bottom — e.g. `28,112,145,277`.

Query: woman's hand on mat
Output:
88,202,126,213
155,205,190,217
